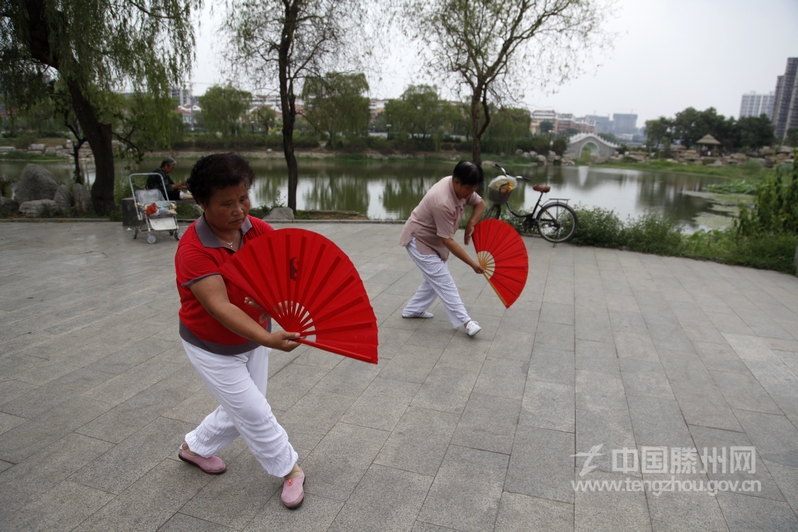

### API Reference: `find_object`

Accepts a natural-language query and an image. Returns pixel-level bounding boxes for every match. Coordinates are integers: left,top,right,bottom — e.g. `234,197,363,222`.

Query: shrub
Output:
569,205,625,248
736,162,798,236
726,234,798,273
624,212,683,255
12,132,38,150
741,159,765,173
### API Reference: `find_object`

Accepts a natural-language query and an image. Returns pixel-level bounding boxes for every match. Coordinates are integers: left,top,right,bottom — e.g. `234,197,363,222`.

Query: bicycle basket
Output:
488,186,512,204
487,176,517,205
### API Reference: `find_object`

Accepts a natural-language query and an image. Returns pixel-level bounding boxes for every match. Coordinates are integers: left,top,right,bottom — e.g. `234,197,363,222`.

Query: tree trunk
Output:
66,80,115,214
279,1,300,214
282,100,299,213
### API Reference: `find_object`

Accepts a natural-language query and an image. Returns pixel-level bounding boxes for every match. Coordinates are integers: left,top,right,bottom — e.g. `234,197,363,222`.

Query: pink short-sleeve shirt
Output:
398,175,482,261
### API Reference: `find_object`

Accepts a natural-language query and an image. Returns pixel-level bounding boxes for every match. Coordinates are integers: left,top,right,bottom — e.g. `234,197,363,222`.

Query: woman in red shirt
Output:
174,153,305,509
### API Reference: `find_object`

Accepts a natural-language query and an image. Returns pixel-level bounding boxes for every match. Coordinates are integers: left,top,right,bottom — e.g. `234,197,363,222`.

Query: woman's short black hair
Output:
452,160,484,186
186,153,254,206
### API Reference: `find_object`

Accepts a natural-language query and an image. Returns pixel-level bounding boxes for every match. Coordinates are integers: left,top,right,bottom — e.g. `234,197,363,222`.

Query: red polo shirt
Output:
175,214,274,355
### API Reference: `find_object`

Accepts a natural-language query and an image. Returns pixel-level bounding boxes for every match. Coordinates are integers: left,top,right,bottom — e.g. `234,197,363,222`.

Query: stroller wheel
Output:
147,234,157,244
174,231,181,241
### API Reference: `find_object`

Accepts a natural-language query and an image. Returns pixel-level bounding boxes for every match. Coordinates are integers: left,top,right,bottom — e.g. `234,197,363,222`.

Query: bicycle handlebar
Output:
492,163,530,181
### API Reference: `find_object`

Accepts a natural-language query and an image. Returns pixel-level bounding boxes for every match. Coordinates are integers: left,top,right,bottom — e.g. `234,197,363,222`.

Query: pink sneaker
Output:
281,471,305,509
178,447,226,475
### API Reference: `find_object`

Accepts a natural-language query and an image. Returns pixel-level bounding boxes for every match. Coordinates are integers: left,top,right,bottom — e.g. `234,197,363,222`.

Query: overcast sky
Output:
193,0,798,126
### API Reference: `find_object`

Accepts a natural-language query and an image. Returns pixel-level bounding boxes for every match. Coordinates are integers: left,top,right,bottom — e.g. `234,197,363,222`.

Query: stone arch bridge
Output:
564,133,620,161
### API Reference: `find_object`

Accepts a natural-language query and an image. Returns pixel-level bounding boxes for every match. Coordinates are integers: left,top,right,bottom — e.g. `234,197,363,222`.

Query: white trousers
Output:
404,238,471,328
182,341,298,478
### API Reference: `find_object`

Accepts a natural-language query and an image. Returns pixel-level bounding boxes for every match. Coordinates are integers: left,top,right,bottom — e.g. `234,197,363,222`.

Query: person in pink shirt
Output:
399,161,487,336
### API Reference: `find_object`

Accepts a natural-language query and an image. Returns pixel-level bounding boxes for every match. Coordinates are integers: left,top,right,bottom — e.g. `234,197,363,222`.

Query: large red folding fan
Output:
220,228,378,364
472,219,529,308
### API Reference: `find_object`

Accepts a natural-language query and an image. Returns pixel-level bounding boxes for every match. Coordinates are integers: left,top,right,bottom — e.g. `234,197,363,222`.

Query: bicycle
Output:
483,163,578,243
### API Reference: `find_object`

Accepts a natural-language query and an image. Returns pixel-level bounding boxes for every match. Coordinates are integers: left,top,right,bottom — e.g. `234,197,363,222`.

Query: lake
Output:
1,157,732,230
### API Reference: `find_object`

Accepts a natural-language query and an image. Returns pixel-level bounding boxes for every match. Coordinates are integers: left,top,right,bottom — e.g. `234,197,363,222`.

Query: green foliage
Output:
741,159,765,172
682,228,798,274
736,115,775,150
539,120,554,134
481,107,532,155
569,206,682,254
198,85,252,138
568,206,625,248
406,0,609,166
645,117,673,149
302,72,371,149
251,106,277,135
172,132,321,151
736,159,798,237
1,0,198,213
175,203,198,219
11,132,38,150
646,107,774,152
384,85,454,145
786,127,798,147
623,212,684,255
114,91,185,162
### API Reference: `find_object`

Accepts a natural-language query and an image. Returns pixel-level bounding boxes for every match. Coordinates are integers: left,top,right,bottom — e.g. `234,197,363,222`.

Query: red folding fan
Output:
472,219,529,308
220,228,378,364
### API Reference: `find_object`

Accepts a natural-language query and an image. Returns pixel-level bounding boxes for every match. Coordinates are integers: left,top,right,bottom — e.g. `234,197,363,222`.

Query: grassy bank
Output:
591,159,779,182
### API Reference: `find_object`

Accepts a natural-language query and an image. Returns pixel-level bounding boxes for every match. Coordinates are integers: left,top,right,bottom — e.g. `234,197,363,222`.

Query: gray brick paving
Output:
1,220,798,531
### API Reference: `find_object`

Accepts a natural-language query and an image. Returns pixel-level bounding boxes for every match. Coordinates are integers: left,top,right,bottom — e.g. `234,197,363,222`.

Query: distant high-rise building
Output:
772,58,798,141
585,115,612,134
171,85,193,107
612,113,638,136
739,92,775,119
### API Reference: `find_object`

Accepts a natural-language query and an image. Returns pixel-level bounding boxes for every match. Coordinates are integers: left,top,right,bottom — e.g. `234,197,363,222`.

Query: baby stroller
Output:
128,172,180,244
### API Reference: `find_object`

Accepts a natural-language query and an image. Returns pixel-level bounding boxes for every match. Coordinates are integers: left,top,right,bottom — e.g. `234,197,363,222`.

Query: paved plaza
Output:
1,220,798,531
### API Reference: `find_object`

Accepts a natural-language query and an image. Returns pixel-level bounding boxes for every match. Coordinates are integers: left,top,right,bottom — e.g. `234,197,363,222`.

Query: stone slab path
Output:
1,221,797,531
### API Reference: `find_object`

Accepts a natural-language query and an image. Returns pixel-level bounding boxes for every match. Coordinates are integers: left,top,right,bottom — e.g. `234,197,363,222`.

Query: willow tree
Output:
302,72,370,149
1,0,198,214
224,0,369,213
403,0,613,167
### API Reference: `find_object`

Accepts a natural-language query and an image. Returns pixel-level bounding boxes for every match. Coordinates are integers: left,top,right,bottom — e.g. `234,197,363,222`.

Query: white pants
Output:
404,238,471,328
182,341,298,478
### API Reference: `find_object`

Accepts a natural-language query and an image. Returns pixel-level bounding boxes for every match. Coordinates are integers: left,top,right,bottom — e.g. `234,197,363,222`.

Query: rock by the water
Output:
53,184,74,212
15,164,60,203
263,207,294,220
19,199,58,218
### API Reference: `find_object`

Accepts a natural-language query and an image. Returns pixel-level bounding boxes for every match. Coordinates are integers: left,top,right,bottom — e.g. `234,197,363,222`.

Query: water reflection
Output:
0,158,727,229
381,176,438,219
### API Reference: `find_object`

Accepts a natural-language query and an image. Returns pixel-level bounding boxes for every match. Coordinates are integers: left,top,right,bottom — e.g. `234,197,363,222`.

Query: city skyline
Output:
192,0,798,126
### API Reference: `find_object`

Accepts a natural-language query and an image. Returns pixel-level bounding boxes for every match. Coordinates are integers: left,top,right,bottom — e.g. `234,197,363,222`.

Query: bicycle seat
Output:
533,184,551,193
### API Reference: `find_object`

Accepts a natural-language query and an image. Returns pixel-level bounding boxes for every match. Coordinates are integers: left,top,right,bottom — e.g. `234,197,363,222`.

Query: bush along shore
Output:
517,158,798,275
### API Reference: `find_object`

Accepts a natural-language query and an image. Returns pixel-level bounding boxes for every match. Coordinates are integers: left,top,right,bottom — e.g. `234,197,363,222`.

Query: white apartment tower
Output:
739,92,775,119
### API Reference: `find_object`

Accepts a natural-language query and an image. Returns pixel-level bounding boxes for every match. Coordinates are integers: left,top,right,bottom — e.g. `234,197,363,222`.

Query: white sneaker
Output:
402,311,434,319
465,320,481,337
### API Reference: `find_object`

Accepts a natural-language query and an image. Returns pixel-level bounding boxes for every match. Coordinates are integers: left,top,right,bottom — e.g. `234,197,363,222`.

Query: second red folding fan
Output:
472,219,529,308
220,228,378,364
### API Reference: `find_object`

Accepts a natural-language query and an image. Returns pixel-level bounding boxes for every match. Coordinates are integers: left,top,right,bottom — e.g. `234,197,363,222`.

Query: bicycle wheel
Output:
483,203,503,220
536,203,578,243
